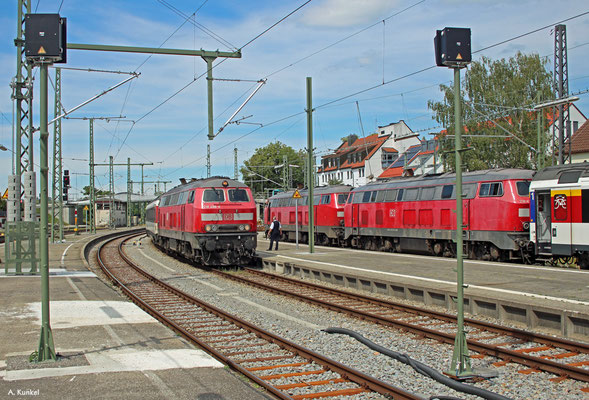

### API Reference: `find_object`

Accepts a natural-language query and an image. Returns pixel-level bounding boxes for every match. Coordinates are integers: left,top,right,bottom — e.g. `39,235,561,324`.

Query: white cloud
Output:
302,0,401,28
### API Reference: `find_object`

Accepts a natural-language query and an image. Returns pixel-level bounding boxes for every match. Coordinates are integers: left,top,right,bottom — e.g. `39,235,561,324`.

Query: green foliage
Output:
328,178,343,185
428,52,553,171
341,134,358,144
240,141,306,196
81,185,112,198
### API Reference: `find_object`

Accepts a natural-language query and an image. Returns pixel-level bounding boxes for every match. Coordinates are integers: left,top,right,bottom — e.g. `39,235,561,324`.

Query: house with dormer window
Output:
317,121,422,187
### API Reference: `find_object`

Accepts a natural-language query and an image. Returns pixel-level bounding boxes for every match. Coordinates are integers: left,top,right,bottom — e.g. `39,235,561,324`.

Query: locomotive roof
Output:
163,176,248,196
532,162,589,182
353,168,534,192
270,185,353,199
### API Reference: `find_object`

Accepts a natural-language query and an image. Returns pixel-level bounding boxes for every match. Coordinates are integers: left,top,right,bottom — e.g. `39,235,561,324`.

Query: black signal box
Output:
25,14,67,63
434,27,471,67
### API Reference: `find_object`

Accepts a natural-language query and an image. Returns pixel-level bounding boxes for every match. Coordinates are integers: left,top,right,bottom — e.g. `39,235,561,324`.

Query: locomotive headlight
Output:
205,224,212,232
522,221,529,230
244,224,251,231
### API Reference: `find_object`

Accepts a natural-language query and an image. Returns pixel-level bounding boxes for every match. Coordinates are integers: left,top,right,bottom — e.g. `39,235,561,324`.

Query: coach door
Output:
551,189,573,256
534,191,552,254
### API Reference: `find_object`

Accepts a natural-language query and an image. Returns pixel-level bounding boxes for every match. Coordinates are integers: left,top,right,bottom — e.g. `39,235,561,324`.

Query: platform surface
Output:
0,230,270,400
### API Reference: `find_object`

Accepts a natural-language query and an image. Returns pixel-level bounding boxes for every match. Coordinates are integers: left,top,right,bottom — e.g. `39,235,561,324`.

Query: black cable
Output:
240,0,313,50
323,327,512,400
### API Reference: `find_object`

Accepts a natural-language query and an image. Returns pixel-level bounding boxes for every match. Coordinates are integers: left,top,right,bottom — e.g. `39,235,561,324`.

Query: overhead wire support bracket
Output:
49,74,140,125
215,79,267,137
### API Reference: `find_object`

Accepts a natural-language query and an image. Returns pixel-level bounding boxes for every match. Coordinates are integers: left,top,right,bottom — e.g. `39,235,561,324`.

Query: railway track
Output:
96,232,420,400
214,268,589,386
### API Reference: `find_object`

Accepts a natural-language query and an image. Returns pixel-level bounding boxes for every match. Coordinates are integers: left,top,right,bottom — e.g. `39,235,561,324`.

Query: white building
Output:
317,121,422,187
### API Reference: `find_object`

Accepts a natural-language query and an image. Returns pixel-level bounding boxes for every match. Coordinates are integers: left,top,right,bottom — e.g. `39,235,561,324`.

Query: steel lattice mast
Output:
51,68,63,242
553,24,570,165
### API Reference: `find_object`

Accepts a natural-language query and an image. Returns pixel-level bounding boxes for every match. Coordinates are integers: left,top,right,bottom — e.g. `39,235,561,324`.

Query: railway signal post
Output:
24,12,67,362
435,27,476,379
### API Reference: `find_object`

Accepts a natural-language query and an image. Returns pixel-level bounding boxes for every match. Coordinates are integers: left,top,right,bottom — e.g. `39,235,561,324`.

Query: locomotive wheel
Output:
577,253,589,270
489,245,501,261
433,242,443,256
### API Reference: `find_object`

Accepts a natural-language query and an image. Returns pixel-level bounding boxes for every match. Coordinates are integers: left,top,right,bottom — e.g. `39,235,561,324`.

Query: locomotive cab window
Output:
479,182,503,197
229,188,249,202
320,195,331,205
203,189,225,202
516,181,530,197
337,193,348,205
187,190,195,204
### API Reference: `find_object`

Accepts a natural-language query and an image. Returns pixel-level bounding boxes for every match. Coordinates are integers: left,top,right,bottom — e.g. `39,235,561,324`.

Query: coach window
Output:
441,185,454,199
229,188,250,202
337,193,348,204
203,189,225,202
558,171,581,184
479,182,503,197
516,181,530,196
187,190,195,203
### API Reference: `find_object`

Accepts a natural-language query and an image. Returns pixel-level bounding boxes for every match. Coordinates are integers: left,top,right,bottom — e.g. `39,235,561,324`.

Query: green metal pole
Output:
205,57,215,140
448,67,472,377
37,63,56,362
89,119,96,234
141,164,145,225
207,144,211,177
234,147,238,180
306,77,314,254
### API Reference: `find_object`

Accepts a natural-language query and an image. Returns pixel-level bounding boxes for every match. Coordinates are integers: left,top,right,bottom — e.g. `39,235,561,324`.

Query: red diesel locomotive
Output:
146,177,257,266
265,169,533,261
264,185,352,245
344,169,533,261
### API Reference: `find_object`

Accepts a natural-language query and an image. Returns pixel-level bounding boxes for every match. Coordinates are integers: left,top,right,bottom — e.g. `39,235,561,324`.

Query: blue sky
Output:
1,0,588,198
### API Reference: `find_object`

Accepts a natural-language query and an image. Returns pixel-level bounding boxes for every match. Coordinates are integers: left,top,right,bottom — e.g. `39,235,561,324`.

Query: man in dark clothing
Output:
267,216,282,251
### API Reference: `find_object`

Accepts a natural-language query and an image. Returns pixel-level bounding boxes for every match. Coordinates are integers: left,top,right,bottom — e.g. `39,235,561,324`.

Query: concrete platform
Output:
0,230,271,400
257,234,589,341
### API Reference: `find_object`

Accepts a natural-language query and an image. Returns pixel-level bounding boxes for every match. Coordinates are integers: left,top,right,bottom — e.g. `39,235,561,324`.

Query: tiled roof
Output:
570,119,589,154
378,166,404,178
381,147,398,154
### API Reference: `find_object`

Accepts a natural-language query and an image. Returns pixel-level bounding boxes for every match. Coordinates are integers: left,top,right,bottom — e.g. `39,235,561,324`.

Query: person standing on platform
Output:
267,216,282,251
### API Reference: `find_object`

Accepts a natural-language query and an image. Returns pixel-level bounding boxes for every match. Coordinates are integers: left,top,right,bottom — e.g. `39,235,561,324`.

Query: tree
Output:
81,185,112,198
240,141,306,196
328,178,343,185
428,52,553,171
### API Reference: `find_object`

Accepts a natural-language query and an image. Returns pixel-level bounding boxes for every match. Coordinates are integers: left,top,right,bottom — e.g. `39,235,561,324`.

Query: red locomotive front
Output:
150,177,257,266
